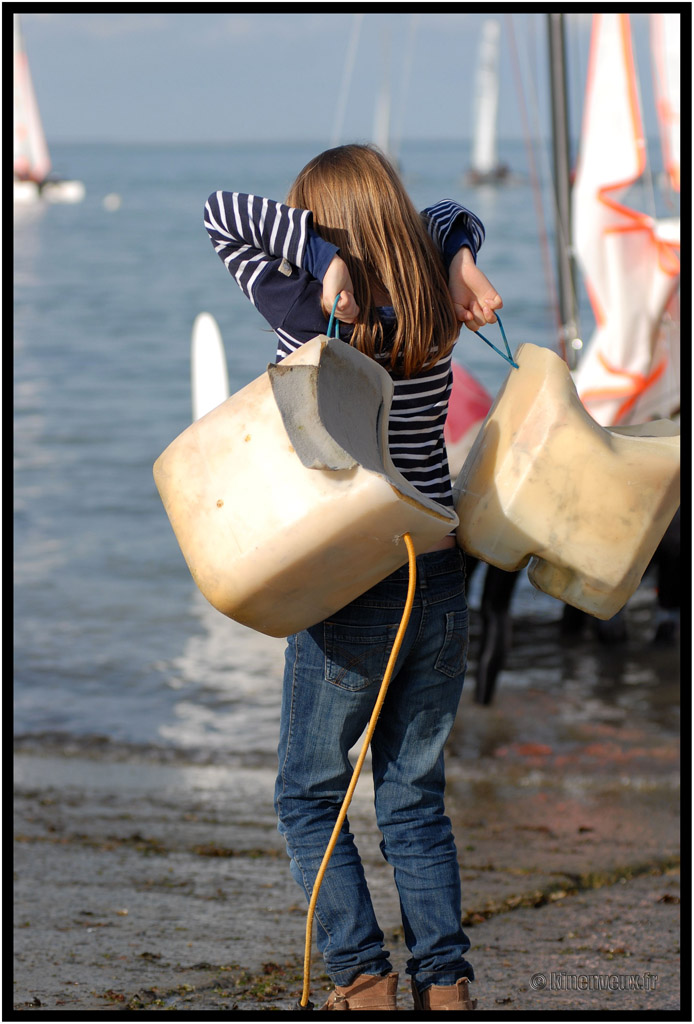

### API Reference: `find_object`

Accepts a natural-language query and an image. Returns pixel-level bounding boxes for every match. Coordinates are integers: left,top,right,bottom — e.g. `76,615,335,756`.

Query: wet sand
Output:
12,591,682,1015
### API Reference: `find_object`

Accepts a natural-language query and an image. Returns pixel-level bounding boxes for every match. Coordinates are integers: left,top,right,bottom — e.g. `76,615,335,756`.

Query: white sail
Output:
13,13,51,183
571,13,680,426
470,20,501,176
191,313,229,422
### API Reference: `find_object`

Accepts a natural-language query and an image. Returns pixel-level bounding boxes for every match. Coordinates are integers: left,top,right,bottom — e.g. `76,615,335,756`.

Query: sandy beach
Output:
13,596,682,1016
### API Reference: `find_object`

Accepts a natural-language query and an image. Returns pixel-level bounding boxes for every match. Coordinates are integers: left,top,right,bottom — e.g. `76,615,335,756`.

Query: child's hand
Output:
448,246,503,331
322,255,360,324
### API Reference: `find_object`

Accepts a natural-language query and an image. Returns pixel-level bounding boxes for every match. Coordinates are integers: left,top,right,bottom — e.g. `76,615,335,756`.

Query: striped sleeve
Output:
422,200,485,266
204,191,312,306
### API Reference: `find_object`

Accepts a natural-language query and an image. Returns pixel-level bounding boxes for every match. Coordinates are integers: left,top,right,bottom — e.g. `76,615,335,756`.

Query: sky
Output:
12,10,669,148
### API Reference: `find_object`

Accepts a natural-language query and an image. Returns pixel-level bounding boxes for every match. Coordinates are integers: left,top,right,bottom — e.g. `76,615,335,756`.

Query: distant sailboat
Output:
466,20,510,185
14,13,84,205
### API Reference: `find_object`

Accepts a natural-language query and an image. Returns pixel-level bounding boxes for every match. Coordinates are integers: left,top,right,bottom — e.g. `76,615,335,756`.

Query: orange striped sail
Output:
571,13,680,426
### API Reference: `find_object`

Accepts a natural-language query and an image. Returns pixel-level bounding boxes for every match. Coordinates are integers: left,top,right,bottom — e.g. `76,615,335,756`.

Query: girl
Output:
204,144,502,1012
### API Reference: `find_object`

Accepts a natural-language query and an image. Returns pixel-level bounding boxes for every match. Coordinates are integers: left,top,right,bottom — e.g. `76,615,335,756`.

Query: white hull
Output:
42,180,85,204
13,180,40,205
14,177,85,206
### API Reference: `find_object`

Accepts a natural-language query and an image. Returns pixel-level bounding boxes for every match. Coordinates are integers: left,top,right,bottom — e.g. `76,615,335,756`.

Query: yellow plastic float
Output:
453,343,680,619
154,336,457,637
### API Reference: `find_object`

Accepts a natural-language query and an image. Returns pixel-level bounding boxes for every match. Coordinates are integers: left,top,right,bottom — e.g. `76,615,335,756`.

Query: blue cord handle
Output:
475,313,518,369
327,295,341,339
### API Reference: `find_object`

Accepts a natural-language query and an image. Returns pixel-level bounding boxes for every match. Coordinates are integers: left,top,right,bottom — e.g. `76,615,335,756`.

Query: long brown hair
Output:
286,144,459,378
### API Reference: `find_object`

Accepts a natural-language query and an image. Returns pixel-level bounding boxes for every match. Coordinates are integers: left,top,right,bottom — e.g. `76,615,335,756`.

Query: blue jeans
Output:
274,547,474,992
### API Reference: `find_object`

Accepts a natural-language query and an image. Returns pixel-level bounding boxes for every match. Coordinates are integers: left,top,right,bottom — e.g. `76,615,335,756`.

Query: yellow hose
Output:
299,531,418,1008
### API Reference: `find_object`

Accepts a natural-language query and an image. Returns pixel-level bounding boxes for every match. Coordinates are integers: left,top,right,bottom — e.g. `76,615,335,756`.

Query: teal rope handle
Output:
475,313,518,369
330,295,517,370
327,295,341,339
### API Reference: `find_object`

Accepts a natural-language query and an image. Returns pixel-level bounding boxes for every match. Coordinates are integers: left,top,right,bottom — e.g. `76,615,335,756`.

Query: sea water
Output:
13,138,679,757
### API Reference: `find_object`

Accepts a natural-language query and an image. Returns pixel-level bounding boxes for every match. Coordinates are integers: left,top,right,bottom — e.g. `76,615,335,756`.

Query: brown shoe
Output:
412,976,477,1011
322,972,399,1011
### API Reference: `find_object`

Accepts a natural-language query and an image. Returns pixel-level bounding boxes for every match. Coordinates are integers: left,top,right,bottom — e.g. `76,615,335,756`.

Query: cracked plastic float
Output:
453,343,680,619
154,336,457,637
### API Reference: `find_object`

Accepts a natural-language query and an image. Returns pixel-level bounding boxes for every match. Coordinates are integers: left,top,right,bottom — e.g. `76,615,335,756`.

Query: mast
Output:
547,13,580,367
372,28,392,158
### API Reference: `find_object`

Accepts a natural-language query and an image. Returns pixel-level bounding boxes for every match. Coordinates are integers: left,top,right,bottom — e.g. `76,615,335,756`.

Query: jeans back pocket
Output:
324,621,399,691
435,609,469,678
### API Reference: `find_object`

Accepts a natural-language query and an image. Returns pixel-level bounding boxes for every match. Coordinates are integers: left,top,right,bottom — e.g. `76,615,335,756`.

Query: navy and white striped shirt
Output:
204,192,485,510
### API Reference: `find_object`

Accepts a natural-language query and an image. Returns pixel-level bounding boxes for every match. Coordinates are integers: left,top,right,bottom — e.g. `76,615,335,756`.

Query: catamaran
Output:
13,13,85,205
